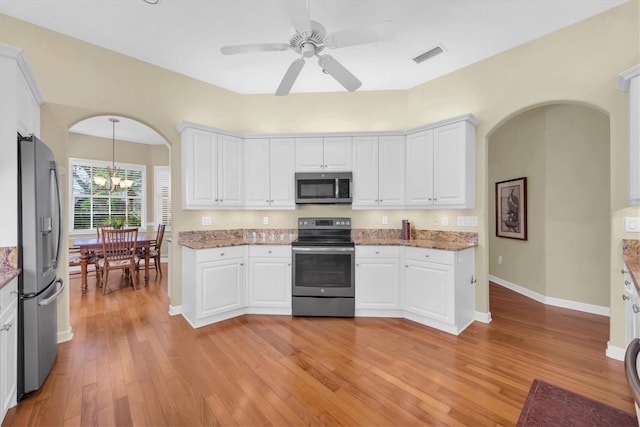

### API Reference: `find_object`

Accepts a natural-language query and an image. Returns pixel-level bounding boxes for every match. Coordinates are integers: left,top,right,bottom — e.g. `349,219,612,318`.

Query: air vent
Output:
412,45,445,64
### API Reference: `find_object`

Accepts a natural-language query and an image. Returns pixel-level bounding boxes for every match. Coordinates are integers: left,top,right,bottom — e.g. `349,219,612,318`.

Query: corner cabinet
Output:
179,123,244,209
352,135,405,208
618,65,640,205
181,246,246,328
402,247,475,335
405,115,478,209
1,278,18,422
244,138,296,209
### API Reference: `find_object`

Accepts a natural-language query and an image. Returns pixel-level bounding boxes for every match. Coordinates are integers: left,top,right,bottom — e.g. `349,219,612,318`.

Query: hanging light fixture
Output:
93,117,133,190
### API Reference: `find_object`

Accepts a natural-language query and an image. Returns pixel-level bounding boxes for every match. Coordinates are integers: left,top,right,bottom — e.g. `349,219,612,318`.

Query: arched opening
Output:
66,114,172,296
487,102,610,313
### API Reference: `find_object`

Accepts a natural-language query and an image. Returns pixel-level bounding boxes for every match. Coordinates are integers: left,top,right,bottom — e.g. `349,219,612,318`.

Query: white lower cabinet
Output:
624,265,640,346
182,246,246,328
1,278,18,422
247,246,291,314
402,247,475,335
355,246,401,316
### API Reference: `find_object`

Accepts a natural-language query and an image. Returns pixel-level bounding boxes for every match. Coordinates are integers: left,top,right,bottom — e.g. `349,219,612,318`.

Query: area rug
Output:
517,379,638,427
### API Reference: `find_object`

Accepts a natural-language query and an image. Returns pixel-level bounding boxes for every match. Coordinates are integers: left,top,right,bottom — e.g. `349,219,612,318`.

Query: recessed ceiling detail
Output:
412,45,445,64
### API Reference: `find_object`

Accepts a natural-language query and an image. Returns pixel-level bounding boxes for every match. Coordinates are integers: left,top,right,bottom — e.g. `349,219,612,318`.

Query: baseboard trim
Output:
57,327,73,343
475,311,492,323
606,342,625,361
168,305,182,316
489,275,610,317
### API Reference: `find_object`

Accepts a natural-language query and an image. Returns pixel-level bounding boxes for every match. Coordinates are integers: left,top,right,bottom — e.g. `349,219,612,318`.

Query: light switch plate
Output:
442,216,449,226
263,216,269,225
625,217,640,232
382,216,388,225
201,216,211,226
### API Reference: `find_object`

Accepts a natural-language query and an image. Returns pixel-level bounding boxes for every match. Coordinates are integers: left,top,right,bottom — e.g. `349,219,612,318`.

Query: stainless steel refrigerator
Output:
17,135,65,400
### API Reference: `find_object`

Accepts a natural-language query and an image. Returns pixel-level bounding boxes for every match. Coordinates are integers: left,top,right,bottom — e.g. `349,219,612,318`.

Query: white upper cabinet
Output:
405,116,477,209
16,70,40,137
245,138,295,209
295,136,352,172
353,135,404,208
619,65,640,205
180,124,243,209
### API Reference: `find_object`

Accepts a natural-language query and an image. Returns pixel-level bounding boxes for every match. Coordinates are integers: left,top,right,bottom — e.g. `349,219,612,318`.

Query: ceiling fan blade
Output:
276,58,306,96
283,0,311,33
317,55,362,92
220,43,290,55
325,20,394,49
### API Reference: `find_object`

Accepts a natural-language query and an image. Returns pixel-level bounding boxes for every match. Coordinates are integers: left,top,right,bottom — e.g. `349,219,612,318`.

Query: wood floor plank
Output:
3,271,636,426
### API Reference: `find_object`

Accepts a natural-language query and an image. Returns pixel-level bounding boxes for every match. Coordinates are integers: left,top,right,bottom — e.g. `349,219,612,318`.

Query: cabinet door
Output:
218,134,244,206
378,136,405,206
295,138,324,171
248,258,291,308
405,130,434,206
197,260,244,318
182,128,218,208
352,136,379,207
433,122,469,207
403,260,454,324
323,137,352,171
356,259,400,309
269,138,296,208
1,296,17,418
244,138,271,207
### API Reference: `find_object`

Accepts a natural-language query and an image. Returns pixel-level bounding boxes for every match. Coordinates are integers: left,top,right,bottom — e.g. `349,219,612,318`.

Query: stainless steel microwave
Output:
295,172,352,204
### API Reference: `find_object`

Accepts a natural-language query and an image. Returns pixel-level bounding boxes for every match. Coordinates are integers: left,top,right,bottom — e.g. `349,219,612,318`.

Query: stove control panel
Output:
298,217,351,229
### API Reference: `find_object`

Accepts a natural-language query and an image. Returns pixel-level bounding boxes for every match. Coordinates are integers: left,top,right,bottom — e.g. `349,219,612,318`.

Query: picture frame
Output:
496,177,527,240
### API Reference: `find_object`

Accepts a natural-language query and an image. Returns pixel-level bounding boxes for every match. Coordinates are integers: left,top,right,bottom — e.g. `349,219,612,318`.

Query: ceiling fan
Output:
220,0,394,96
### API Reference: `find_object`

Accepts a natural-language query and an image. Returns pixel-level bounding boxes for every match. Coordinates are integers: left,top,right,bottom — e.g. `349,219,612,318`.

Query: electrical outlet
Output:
263,216,269,225
442,216,449,226
382,216,388,225
457,216,478,227
625,217,640,232
498,255,503,265
201,216,211,226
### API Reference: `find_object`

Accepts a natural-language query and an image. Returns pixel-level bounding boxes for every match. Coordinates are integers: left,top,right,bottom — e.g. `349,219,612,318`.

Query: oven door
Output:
292,246,355,297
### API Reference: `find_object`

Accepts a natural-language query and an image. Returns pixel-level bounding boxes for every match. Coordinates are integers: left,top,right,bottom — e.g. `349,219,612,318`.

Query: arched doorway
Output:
487,103,610,312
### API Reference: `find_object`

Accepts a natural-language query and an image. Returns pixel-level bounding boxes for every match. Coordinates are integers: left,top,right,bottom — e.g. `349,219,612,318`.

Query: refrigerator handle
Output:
39,278,65,306
50,161,63,269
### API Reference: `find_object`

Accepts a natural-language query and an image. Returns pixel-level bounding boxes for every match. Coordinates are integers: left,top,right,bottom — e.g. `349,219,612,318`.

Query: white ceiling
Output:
0,0,626,96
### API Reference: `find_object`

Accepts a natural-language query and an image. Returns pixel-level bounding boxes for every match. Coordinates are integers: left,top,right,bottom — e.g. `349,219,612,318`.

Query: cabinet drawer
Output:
356,246,400,258
404,247,454,265
249,245,291,258
196,246,245,263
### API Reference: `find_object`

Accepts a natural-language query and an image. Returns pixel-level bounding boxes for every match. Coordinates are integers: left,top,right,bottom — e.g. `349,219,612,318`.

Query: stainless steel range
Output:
291,217,355,317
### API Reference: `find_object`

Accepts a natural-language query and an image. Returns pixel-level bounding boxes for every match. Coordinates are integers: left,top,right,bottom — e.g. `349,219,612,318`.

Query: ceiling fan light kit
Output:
220,0,394,96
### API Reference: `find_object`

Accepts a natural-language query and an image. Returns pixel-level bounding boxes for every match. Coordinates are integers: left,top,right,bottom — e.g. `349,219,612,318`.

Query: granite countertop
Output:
179,228,478,251
0,247,19,289
623,239,640,294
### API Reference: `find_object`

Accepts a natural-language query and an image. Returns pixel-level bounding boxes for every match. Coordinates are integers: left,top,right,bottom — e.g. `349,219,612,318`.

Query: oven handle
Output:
292,246,355,253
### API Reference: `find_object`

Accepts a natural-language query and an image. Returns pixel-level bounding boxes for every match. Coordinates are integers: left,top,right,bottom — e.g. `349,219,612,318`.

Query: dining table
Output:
72,234,153,293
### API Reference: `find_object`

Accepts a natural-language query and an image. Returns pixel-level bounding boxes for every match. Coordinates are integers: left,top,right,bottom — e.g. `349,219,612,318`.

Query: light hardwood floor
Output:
3,268,635,426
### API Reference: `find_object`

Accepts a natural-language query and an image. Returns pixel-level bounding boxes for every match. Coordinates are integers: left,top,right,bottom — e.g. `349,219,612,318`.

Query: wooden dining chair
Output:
98,227,139,295
137,224,166,278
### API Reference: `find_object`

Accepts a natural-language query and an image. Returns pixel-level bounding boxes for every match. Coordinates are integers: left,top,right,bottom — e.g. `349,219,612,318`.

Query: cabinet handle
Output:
268,250,272,254
1,321,12,332
622,269,629,274
626,280,632,286
433,198,437,201
405,265,409,268
624,294,630,301
240,263,244,266
428,198,432,201
470,276,477,284
287,263,291,266
220,253,225,256
425,254,430,258
356,263,360,267
215,199,219,202
634,304,640,314
380,200,383,202
10,290,17,295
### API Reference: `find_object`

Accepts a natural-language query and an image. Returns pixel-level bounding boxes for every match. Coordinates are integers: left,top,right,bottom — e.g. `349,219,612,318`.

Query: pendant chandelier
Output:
93,117,133,190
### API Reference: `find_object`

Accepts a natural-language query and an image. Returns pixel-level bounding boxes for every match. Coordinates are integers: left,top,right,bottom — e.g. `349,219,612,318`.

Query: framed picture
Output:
496,177,527,240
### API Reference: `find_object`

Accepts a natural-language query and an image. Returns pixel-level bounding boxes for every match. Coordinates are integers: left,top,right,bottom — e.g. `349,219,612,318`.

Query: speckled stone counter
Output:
0,247,20,289
352,229,478,251
179,229,297,249
623,239,640,294
179,228,478,251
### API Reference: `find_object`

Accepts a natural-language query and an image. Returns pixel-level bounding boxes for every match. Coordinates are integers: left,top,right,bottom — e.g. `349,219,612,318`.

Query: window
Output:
154,166,172,229
69,158,146,232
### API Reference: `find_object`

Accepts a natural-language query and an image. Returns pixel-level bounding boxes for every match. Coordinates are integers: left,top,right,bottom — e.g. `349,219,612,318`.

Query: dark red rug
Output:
517,379,637,427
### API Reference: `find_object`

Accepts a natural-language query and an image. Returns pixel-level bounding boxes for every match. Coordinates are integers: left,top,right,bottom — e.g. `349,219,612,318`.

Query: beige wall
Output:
489,104,610,307
1,0,638,349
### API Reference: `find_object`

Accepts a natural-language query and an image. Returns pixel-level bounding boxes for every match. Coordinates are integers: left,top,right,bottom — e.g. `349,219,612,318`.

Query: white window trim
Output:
68,157,147,235
154,165,171,231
